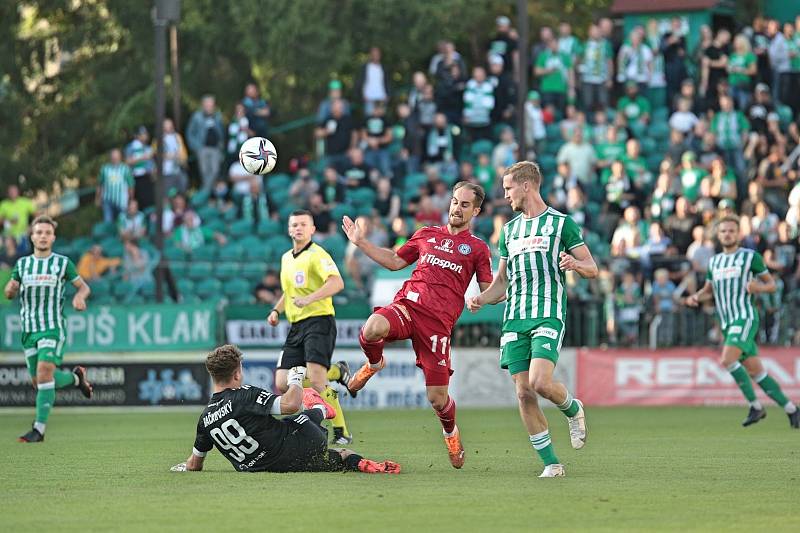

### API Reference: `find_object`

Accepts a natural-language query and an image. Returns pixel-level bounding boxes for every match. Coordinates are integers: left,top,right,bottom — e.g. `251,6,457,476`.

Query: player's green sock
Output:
327,365,341,383
754,372,793,410
35,381,56,427
727,362,757,403
54,369,76,389
557,391,580,418
530,430,559,466
323,386,350,437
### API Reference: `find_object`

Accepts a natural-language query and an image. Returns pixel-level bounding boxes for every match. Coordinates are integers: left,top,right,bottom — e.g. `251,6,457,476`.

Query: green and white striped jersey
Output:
99,163,134,209
11,254,80,334
706,248,766,329
499,207,585,323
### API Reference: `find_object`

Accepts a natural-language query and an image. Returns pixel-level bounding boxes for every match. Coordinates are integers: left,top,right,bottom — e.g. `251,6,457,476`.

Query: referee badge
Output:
294,271,306,287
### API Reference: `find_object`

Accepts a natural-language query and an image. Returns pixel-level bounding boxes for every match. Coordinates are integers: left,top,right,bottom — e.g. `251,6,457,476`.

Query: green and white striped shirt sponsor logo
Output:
11,254,80,334
499,208,584,323
706,248,765,329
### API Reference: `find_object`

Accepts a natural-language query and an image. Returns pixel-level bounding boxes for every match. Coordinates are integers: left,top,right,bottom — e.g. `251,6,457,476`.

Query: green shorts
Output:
21,330,65,377
500,318,565,375
723,317,759,360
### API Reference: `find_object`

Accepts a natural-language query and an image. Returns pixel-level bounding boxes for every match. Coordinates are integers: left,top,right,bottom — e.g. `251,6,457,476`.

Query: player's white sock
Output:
784,402,798,414
750,400,763,410
34,422,46,434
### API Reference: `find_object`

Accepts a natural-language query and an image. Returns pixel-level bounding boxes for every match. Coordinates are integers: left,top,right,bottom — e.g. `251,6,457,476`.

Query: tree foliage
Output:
1,0,608,192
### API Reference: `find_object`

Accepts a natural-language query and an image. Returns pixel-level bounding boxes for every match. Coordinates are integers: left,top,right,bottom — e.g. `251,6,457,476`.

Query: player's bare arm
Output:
746,272,776,295
686,280,714,307
3,278,19,300
293,274,344,308
342,215,409,271
558,245,598,279
267,294,286,326
467,259,509,312
71,278,91,311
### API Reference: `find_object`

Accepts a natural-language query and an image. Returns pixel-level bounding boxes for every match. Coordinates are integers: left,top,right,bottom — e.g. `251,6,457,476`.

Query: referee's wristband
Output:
269,309,279,316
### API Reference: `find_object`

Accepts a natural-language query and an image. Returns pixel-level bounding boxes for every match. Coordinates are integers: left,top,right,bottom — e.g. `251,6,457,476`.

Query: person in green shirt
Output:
96,148,135,224
0,184,38,254
679,151,706,203
616,81,651,125
535,39,574,114
711,95,749,179
728,35,757,110
595,125,626,174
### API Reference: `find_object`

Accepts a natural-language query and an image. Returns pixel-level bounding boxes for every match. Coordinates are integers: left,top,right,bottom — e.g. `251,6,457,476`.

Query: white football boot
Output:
567,399,587,449
539,463,565,477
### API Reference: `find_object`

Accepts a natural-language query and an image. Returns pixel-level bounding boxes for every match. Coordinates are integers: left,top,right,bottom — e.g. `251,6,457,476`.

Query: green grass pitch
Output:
2,406,798,532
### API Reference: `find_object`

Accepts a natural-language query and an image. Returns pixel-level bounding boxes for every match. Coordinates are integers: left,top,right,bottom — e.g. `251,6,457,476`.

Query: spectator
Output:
752,16,772,86
711,94,749,178
356,47,389,115
605,161,635,216
316,79,351,123
160,193,191,235
308,193,333,236
122,239,156,299
617,81,651,126
700,29,730,105
241,177,271,225
615,272,642,346
0,235,18,268
394,101,423,176
289,168,320,208
241,83,271,137
523,91,546,154
226,102,253,165
430,41,466,81
728,34,758,111
531,26,555,69
548,161,578,211
650,171,676,222
436,62,466,126
679,151,706,203
535,38,572,114
622,138,652,197
0,184,37,255
362,102,393,178
491,127,517,169
345,215,388,291
254,270,282,305
558,22,581,64
186,95,225,194
595,125,625,172
756,143,789,216
764,221,798,289
488,54,515,124
556,127,596,186
96,148,134,224
125,126,155,210
462,67,495,141
76,244,121,281
475,152,494,191
746,83,775,135
315,99,356,169
666,129,688,163
650,267,677,345
416,83,438,137
669,97,699,134
767,19,790,104
686,225,714,274
488,15,518,75
664,196,698,253
616,28,653,93
321,166,346,208
211,178,233,212
118,199,147,241
172,211,226,252
341,148,372,189
611,206,644,257
661,17,688,108
388,215,411,249
579,23,614,112
703,157,737,202
374,177,400,221
645,18,668,107
414,195,442,228
160,118,189,195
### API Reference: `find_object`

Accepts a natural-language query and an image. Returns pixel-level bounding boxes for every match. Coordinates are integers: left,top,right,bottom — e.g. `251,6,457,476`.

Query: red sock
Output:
435,396,456,434
359,331,384,365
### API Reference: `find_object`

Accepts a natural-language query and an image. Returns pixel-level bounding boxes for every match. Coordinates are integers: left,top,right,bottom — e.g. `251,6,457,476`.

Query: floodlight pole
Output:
153,5,167,303
516,0,529,159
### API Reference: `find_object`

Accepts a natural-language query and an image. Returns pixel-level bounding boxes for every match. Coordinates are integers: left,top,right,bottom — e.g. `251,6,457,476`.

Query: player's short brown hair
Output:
505,161,542,186
718,215,740,228
452,181,485,208
205,344,243,383
31,215,57,230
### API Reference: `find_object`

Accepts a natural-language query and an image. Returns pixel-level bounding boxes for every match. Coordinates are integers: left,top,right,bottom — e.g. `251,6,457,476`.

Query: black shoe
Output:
789,409,799,429
18,426,44,443
73,366,93,399
331,426,353,445
742,407,767,427
335,360,357,398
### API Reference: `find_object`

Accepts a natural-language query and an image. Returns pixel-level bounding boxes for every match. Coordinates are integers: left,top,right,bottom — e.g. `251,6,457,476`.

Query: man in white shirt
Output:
359,47,389,115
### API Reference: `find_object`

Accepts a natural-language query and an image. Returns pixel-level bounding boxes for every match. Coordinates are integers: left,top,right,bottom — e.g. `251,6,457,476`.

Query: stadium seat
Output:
191,244,218,262
256,219,281,237
348,187,377,207
229,292,255,305
648,121,671,141
187,262,213,280
215,261,240,280
537,154,557,175
545,123,562,141
100,238,124,258
205,218,227,234
268,173,292,191
195,279,222,300
228,219,254,239
220,241,245,258
331,204,351,223
224,278,252,299
244,245,273,263
321,233,347,262
640,137,656,156
647,154,664,174
240,263,265,283
138,279,156,299
778,104,793,127
269,188,290,207
89,278,111,299
111,280,135,299
278,203,300,222
651,107,670,123
196,205,221,222
176,278,195,296
222,206,239,223
164,247,187,262
265,235,291,254
190,190,210,208
470,139,494,157
628,121,647,139
91,221,117,240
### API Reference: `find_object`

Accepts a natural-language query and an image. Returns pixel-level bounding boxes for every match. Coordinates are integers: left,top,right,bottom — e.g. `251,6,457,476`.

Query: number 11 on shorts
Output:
430,335,449,355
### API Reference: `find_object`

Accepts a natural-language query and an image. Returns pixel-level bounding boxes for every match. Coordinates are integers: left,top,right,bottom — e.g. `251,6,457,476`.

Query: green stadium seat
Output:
647,154,664,174
537,154,557,174
228,219,254,239
195,279,222,299
778,104,793,127
224,278,252,299
348,187,377,207
190,190,210,208
205,219,226,234
220,241,245,258
240,263,265,282
229,292,255,305
215,261,240,280
265,235,291,255
651,107,670,123
545,123,562,141
320,234,348,262
164,247,187,262
187,262,213,280
111,280,135,299
278,203,301,222
256,219,282,238
139,279,156,299
269,188,290,207
176,278,195,296
191,244,217,262
89,278,111,299
244,245,273,262
648,121,670,141
640,137,656,156
331,204,352,222
470,139,494,157
222,206,239,223
91,221,117,240
100,238,124,258
268,173,292,191
196,205,221,222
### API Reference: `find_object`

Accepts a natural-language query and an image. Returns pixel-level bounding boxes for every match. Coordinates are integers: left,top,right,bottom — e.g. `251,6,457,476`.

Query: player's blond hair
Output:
452,181,485,208
206,344,243,383
718,215,740,228
31,215,57,230
505,161,542,187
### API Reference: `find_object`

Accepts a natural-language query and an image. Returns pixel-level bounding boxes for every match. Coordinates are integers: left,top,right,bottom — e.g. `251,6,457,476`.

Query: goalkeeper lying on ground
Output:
171,344,400,474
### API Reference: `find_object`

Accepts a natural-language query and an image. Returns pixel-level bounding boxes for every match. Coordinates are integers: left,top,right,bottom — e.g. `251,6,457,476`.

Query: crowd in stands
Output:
3,12,800,346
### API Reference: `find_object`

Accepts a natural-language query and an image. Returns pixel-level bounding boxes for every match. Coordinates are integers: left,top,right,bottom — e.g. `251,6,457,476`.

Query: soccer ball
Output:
239,137,278,175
